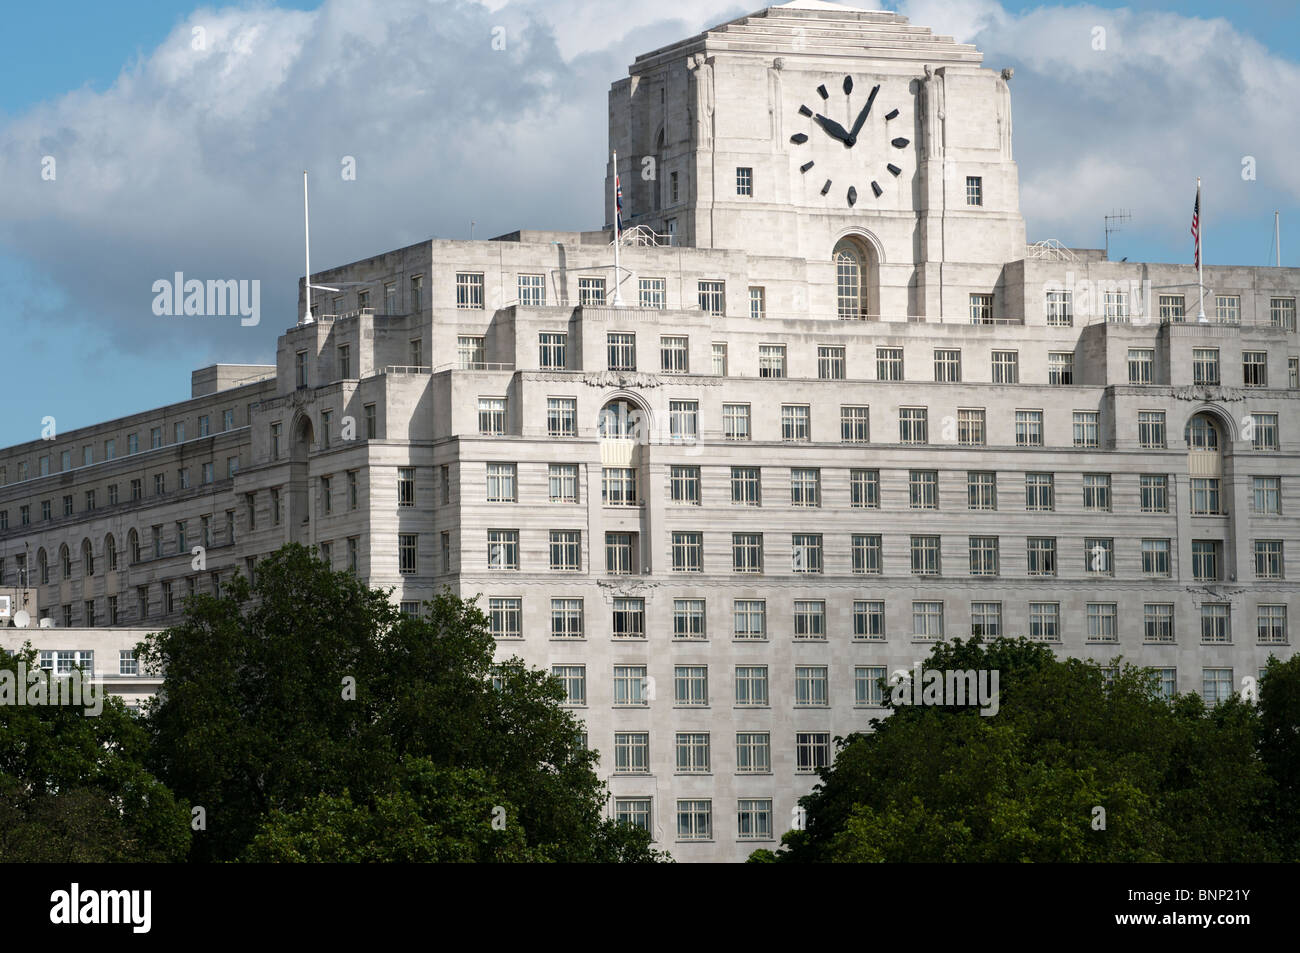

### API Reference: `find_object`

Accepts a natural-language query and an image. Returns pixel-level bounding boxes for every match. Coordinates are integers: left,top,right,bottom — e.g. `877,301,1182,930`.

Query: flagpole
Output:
612,151,624,306
302,170,313,326
1196,177,1206,322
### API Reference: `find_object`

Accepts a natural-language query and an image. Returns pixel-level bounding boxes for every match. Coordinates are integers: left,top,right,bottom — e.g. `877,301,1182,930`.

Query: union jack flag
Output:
615,167,624,237
1191,184,1201,268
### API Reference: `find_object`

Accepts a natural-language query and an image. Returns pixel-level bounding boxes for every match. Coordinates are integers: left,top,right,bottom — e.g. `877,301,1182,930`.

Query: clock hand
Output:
849,84,880,139
812,113,852,145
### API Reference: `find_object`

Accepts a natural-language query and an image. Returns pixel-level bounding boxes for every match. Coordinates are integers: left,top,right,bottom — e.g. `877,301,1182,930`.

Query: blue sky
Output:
0,0,1297,447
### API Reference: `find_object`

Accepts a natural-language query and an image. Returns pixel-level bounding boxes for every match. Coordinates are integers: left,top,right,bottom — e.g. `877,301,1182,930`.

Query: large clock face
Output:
790,74,909,207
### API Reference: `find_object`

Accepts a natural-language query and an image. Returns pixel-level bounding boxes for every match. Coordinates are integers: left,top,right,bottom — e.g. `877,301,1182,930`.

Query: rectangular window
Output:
736,166,753,196
1255,539,1284,579
899,407,928,444
1215,295,1241,323
968,471,997,510
613,597,646,639
735,665,769,704
759,344,786,378
553,666,586,706
1253,476,1281,514
1048,351,1074,385
1138,411,1166,448
547,397,577,437
1015,410,1043,447
477,397,507,436
736,734,771,774
673,599,706,640
749,286,765,320
794,666,828,707
965,175,983,206
457,336,485,369
364,405,376,439
613,733,649,774
1193,348,1220,385
1141,475,1169,513
1104,291,1129,321
487,599,522,639
674,665,708,706
1083,473,1112,511
486,463,516,503
675,733,711,774
551,462,582,504
781,404,810,442
1201,605,1232,644
487,530,519,570
956,408,985,446
551,599,583,639
1190,478,1222,515
410,275,424,312
792,534,823,573
518,273,546,307
1141,539,1171,576
578,277,606,306
1258,605,1287,644
732,533,763,573
548,530,582,572
908,469,939,510
638,277,666,309
851,534,883,574
605,533,635,574
1145,603,1175,643
876,347,903,381
969,536,999,576
669,465,700,505
676,800,712,841
1046,290,1073,326
607,332,636,370
1243,351,1268,387
969,293,994,324
456,272,485,309
698,280,725,316
712,342,728,376
730,467,761,506
910,535,941,576
1087,603,1118,642
1027,537,1057,576
538,332,567,370
793,600,826,641
971,601,1002,638
603,467,638,506
734,601,766,641
840,405,870,443
1270,297,1297,330
1073,411,1100,448
933,348,961,382
723,403,751,440
991,350,1019,384
818,346,847,380
1158,294,1186,322
669,400,699,440
1252,413,1279,450
912,602,944,640
398,534,417,574
850,469,880,508
398,467,416,507
671,532,703,572
790,468,820,507
853,601,885,641
1128,348,1154,384
1029,602,1060,642
660,336,689,374
796,733,831,774
614,797,651,832
1086,537,1114,575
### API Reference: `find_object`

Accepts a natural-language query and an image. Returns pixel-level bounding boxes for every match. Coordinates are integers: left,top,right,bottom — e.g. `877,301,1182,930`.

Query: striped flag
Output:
615,167,624,237
1191,184,1201,268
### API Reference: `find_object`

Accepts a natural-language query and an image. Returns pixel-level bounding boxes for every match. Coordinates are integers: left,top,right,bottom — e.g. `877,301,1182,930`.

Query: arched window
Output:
834,240,866,319
128,529,140,565
37,548,48,586
60,544,71,580
1186,414,1220,449
81,539,94,577
106,534,117,572
598,399,643,439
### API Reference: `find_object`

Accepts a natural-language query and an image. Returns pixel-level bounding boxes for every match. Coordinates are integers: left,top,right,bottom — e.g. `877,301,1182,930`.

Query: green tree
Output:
0,646,190,861
142,543,666,862
763,637,1277,863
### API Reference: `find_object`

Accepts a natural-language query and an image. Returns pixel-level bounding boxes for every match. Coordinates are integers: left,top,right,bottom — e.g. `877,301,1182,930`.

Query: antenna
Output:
1104,209,1132,260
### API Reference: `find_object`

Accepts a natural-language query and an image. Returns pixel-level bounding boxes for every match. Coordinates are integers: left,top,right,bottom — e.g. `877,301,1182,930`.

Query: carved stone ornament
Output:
1172,385,1244,402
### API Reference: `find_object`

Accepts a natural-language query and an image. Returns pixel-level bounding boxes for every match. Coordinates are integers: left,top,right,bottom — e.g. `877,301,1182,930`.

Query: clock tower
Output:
605,0,1027,320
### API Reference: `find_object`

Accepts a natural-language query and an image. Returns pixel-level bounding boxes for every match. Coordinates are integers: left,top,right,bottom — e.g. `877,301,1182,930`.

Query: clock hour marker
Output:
884,108,899,120
891,137,910,148
847,186,858,207
887,163,902,176
821,179,832,195
798,104,813,117
842,76,853,95
800,160,815,173
790,133,808,144
816,84,829,99
871,181,883,197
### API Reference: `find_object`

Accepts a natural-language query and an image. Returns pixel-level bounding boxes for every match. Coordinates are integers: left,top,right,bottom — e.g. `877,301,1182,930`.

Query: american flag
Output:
615,167,624,237
1191,184,1201,268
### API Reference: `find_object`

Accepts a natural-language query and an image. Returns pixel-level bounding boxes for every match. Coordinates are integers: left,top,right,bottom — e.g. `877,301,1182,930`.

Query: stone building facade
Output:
2,2,1298,861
